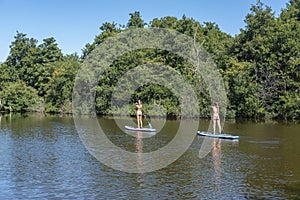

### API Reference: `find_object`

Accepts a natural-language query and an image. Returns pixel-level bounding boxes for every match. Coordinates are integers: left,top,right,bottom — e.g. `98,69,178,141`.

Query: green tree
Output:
230,1,278,118
150,16,178,29
38,37,63,63
127,11,146,28
2,7,299,119
2,33,63,94
275,0,300,119
45,54,80,113
0,81,42,112
4,32,39,83
35,37,63,96
82,22,121,59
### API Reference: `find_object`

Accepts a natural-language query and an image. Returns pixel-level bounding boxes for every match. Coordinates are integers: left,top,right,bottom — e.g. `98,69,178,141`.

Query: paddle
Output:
143,115,153,128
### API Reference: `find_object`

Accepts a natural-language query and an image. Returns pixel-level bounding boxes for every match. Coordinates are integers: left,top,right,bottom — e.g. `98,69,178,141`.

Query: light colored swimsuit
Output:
212,106,219,120
213,114,219,120
137,110,142,115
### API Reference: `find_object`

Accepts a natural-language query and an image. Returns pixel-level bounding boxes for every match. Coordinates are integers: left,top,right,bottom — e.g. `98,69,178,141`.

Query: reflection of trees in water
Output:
212,138,222,192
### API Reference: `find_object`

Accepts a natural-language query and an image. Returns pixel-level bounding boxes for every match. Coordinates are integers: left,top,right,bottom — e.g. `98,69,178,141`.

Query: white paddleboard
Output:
125,126,157,132
197,131,239,140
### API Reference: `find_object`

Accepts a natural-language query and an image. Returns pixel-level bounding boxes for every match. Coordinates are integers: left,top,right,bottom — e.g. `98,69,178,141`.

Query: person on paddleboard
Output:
212,102,222,134
136,100,143,128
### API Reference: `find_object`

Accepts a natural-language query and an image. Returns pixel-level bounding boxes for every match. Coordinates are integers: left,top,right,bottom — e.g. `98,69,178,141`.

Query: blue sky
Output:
0,0,289,62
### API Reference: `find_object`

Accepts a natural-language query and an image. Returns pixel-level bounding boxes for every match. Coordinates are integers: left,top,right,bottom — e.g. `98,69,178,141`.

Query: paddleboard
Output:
125,126,157,132
197,131,239,140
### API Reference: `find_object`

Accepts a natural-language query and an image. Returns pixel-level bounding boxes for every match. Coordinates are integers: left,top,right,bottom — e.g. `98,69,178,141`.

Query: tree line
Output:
0,0,299,119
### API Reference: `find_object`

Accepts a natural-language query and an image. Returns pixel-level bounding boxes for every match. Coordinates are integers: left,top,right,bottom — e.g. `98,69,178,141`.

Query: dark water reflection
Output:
0,114,299,199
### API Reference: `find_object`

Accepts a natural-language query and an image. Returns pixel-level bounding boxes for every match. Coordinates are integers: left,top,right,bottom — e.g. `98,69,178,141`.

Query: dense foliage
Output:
0,1,299,119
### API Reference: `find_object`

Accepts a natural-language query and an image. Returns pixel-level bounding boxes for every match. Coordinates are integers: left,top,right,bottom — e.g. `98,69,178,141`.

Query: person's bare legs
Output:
217,120,222,134
137,114,140,128
213,120,216,134
139,115,143,128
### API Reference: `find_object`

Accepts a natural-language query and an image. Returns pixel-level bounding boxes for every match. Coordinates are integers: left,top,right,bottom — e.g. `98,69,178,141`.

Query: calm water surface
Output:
0,114,299,199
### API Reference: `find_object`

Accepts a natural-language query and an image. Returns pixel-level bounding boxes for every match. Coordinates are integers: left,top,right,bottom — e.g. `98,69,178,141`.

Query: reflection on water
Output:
135,132,143,153
212,138,222,194
136,132,143,172
0,114,299,199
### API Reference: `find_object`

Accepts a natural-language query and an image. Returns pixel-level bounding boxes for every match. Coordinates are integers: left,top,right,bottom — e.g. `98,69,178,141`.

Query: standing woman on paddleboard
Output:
212,102,222,134
136,100,143,128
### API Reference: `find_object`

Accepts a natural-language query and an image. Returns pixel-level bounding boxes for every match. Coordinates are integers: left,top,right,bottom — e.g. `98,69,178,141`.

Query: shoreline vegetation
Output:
0,113,299,126
0,1,299,120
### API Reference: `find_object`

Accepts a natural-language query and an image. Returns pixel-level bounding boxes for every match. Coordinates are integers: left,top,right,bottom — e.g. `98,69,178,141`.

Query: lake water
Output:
0,114,299,199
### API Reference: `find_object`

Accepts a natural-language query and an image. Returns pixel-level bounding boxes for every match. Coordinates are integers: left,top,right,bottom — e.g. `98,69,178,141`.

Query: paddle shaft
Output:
143,115,153,128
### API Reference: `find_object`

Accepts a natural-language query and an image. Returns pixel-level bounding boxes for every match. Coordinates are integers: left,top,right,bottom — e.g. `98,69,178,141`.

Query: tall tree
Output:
45,54,80,113
4,32,39,83
150,16,178,29
82,22,121,59
35,37,63,96
38,37,62,63
127,11,146,28
230,1,278,118
275,0,300,119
